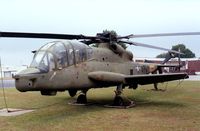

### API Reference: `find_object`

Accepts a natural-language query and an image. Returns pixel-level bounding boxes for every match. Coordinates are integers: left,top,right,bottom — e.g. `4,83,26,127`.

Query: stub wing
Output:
124,73,188,85
88,71,188,85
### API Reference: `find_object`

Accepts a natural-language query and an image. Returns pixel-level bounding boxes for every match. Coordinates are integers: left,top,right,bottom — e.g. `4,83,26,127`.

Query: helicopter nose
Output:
13,68,41,92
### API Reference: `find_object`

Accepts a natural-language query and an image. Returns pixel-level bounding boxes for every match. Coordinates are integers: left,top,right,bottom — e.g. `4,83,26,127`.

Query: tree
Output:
156,53,168,58
156,44,195,58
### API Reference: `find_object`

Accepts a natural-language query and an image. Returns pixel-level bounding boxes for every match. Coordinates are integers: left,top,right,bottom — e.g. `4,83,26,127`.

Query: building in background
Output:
134,57,200,75
0,66,27,78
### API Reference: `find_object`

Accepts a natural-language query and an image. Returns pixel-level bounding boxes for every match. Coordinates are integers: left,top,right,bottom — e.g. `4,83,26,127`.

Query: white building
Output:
0,66,27,78
134,57,200,75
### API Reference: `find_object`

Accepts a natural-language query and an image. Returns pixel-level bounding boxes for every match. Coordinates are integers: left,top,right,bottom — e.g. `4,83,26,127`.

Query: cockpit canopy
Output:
30,40,93,72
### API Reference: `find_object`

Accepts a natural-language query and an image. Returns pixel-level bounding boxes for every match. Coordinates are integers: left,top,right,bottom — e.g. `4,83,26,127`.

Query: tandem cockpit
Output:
30,40,93,73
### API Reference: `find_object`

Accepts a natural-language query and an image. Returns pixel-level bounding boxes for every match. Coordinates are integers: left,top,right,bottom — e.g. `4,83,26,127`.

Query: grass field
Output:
0,81,200,131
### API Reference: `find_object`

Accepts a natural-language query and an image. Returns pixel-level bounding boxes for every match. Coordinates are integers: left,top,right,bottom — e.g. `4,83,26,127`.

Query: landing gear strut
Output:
153,83,158,90
112,84,135,107
151,83,166,92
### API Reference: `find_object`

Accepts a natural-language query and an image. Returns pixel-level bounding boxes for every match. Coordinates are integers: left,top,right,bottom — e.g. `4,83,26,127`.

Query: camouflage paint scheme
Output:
14,40,188,95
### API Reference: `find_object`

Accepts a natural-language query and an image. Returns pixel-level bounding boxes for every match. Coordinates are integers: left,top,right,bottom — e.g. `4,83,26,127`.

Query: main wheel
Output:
76,94,87,104
113,96,124,106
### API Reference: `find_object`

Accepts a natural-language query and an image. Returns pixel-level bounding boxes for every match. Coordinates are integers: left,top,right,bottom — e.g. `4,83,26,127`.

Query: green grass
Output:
0,81,200,131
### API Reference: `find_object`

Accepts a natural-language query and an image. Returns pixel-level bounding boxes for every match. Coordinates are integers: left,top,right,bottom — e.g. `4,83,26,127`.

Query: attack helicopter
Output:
0,31,199,106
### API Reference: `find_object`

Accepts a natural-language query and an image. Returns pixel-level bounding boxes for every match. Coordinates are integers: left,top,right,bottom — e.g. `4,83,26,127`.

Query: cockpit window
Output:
30,51,55,72
40,42,55,50
68,47,74,66
86,47,93,59
49,42,68,68
30,40,93,72
31,51,45,67
71,41,88,63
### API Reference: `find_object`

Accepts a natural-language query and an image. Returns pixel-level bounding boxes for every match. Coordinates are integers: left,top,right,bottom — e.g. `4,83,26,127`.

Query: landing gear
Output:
113,96,124,106
68,89,77,97
76,90,88,104
153,83,158,90
69,86,135,108
112,84,135,107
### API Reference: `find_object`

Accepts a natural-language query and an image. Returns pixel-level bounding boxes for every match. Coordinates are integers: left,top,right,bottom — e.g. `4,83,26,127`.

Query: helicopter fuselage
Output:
0,31,190,105
14,41,153,94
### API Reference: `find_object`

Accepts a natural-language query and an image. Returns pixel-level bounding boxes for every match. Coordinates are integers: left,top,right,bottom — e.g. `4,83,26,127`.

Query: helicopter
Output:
0,30,199,106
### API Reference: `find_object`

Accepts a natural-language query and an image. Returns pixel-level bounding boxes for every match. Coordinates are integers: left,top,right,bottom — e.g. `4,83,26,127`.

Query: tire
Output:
113,96,124,106
77,94,87,104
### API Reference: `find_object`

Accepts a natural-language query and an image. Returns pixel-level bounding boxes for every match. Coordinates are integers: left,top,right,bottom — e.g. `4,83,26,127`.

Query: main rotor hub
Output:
96,32,118,43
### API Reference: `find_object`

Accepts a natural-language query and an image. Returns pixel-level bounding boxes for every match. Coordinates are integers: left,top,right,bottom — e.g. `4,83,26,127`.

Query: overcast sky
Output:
0,0,200,66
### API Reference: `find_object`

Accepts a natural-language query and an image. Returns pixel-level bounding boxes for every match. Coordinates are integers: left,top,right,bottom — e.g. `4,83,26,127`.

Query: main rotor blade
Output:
120,40,183,54
0,31,96,40
130,32,200,38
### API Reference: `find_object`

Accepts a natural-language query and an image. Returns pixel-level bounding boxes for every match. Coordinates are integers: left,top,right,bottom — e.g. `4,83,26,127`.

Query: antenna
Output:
0,57,9,112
